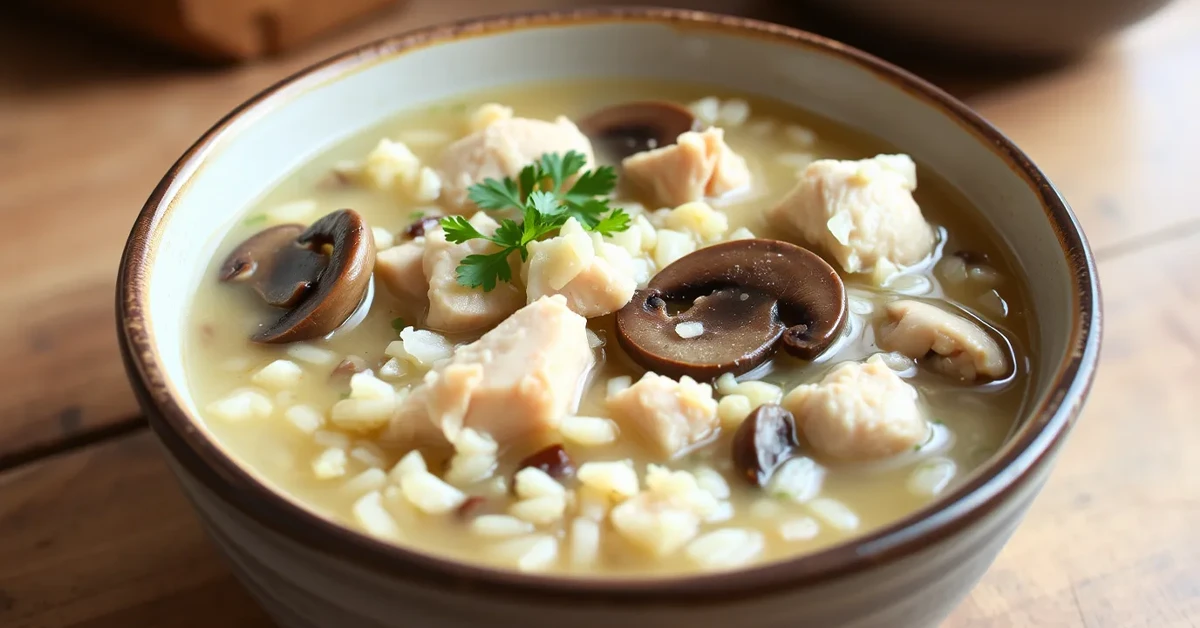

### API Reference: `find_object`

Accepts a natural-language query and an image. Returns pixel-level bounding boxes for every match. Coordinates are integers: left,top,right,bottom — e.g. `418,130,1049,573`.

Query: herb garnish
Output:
390,317,407,333
440,151,630,291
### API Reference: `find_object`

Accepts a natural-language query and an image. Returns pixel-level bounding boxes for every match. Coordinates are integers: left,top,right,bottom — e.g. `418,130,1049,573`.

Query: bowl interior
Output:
132,10,1088,564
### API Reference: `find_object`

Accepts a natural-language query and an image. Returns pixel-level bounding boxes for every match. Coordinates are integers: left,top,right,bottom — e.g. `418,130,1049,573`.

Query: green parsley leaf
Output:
441,215,489,244
390,317,407,332
537,151,587,192
494,218,526,249
408,210,426,220
563,165,617,206
562,198,611,229
517,162,540,204
447,151,631,291
467,176,524,211
456,252,515,292
528,190,566,219
522,212,547,250
589,208,632,236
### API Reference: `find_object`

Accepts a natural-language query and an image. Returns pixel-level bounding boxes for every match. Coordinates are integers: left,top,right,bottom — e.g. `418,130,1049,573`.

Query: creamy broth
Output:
185,79,1033,576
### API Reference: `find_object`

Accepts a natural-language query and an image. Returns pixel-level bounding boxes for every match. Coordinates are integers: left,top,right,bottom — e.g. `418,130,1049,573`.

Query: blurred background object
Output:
23,0,402,62
15,0,1178,64
796,0,1176,60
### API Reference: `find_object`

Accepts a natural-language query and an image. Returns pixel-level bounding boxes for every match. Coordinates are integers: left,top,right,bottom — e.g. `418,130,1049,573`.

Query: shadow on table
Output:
0,6,214,98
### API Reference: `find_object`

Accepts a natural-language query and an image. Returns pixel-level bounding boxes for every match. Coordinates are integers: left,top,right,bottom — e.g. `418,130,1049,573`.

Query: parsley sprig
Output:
439,151,630,291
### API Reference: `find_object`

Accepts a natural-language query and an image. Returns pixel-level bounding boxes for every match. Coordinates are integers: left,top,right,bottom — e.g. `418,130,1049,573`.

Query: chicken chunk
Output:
782,355,928,461
523,218,637,317
607,372,719,459
386,295,595,446
423,213,524,333
437,116,595,211
609,465,721,557
878,299,1009,381
768,154,935,275
375,239,428,305
375,214,521,331
622,127,750,208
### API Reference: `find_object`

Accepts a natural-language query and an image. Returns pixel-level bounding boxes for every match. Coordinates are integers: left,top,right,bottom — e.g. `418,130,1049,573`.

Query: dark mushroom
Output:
330,355,369,381
731,404,800,487
219,209,375,344
220,224,316,307
454,496,489,520
514,444,575,481
403,215,442,239
614,239,847,380
578,101,700,162
952,250,991,266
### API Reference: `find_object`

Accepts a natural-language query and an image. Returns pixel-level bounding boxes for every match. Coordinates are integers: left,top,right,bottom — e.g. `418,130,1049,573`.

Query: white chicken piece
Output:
385,295,595,447
609,465,721,557
622,127,751,208
374,239,427,305
422,213,524,333
523,218,637,317
768,154,936,275
878,299,1009,381
607,372,719,459
782,355,929,461
437,116,595,211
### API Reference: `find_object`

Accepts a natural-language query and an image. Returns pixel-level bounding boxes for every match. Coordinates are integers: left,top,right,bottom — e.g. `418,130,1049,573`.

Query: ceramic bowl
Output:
117,8,1101,628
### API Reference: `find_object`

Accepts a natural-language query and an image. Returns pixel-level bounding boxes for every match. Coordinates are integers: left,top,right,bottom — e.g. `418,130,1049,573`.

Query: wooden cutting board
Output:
29,0,401,62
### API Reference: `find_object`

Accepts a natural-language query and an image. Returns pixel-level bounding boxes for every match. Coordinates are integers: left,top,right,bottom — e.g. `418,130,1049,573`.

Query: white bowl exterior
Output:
176,451,1052,628
144,18,1080,628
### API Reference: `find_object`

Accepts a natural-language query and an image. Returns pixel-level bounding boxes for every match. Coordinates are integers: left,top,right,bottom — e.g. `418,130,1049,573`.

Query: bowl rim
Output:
117,6,1101,602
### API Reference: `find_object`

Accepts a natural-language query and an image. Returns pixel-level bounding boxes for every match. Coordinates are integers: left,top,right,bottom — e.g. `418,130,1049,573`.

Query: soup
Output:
185,80,1033,576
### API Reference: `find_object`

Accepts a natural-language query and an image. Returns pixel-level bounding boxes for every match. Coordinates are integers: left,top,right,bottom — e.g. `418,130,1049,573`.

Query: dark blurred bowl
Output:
800,0,1175,59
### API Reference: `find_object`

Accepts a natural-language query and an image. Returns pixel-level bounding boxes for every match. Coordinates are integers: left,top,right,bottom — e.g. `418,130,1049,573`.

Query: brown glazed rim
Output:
117,7,1101,604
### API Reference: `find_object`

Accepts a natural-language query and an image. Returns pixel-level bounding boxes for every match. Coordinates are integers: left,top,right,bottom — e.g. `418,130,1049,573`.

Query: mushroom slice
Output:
219,224,320,308
731,404,800,487
578,101,700,163
619,289,784,380
615,239,847,380
219,209,376,344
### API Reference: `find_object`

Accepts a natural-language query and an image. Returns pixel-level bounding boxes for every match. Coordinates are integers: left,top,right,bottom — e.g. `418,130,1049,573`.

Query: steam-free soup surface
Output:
186,80,1033,576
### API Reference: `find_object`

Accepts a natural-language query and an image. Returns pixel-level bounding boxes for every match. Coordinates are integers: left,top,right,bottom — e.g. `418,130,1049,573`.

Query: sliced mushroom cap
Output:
219,209,375,344
615,239,847,380
219,224,320,308
578,101,700,162
402,215,442,240
731,404,801,487
514,444,576,481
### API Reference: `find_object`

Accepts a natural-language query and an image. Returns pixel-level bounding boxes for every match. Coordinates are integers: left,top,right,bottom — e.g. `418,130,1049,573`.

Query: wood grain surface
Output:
0,0,1197,626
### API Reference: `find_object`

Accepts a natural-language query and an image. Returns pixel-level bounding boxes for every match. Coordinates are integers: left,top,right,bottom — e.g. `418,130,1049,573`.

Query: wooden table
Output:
1,1,1197,626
